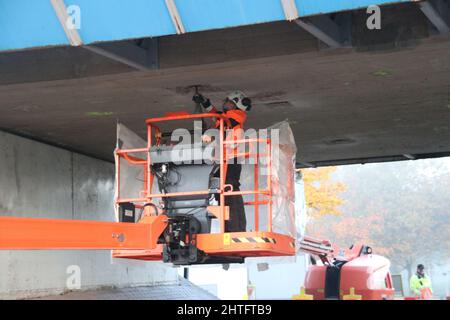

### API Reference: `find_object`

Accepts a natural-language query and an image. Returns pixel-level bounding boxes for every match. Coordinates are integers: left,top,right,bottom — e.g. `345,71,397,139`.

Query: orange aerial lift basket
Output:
113,112,297,265
0,112,297,266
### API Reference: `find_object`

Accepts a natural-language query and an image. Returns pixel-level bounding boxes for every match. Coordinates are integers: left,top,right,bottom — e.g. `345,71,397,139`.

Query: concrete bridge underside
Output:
1,2,450,167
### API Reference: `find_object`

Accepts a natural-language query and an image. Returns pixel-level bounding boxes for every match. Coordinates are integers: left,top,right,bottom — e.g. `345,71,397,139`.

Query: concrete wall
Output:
0,131,178,299
247,255,308,299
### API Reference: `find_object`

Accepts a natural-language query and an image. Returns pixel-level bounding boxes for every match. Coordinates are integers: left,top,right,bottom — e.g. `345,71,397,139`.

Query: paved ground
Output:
34,278,218,300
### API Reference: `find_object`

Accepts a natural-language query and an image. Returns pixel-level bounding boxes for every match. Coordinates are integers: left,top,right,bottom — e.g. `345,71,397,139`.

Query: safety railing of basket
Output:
115,113,273,234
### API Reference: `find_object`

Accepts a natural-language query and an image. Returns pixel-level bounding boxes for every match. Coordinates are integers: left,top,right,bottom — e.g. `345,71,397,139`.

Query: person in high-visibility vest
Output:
193,91,252,232
410,264,433,299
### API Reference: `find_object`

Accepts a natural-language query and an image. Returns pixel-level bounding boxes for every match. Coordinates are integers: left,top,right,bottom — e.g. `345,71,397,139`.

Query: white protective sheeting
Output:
270,120,298,238
241,121,302,238
241,121,306,267
114,123,147,219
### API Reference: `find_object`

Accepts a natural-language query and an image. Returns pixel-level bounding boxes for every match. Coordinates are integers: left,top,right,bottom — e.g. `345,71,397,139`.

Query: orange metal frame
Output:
0,112,295,261
0,215,167,250
114,112,295,260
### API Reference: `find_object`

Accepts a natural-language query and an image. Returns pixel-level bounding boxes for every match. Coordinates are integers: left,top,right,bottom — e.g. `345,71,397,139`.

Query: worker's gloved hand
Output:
192,94,205,104
192,94,212,109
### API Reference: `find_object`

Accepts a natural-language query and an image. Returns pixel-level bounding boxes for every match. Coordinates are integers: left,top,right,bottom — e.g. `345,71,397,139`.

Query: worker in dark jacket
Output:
192,91,252,232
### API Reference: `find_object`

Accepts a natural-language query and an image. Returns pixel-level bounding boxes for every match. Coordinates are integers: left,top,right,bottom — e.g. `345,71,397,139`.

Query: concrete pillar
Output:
0,131,177,299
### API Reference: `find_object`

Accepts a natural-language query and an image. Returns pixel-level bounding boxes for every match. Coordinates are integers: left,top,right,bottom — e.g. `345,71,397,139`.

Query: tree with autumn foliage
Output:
301,166,346,218
305,159,450,282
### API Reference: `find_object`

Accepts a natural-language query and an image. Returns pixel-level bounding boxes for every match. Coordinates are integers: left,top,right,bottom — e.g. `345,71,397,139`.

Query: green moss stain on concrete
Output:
371,69,392,77
85,111,114,117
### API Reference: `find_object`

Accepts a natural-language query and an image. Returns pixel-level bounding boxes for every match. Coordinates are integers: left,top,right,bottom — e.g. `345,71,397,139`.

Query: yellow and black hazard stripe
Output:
231,236,276,244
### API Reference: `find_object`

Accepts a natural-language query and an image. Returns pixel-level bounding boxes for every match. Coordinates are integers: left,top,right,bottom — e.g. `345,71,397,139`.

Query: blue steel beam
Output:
0,0,413,52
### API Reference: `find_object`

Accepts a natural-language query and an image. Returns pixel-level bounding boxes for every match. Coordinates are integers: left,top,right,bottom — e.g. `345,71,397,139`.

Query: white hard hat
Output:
226,91,252,111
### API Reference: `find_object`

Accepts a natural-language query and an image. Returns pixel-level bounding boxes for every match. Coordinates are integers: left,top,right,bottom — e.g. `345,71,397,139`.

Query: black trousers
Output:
214,163,246,232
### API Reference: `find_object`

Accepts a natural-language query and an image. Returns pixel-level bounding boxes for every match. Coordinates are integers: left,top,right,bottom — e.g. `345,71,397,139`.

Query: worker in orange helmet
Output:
192,91,252,232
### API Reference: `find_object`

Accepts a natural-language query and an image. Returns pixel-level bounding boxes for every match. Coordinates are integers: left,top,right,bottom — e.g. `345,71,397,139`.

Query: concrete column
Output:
0,131,177,299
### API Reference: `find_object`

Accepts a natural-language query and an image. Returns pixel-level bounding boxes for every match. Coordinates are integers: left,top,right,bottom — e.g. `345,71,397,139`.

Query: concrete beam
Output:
296,161,316,168
403,154,416,160
84,39,159,71
420,0,450,34
296,151,450,168
50,0,163,70
295,14,351,48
